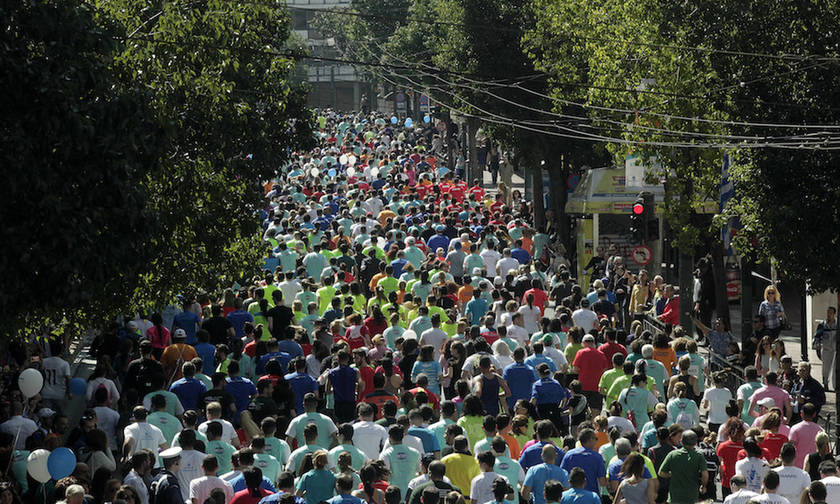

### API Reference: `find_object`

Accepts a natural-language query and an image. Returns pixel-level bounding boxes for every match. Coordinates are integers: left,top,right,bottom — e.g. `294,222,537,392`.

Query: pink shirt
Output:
789,420,824,468
749,385,791,415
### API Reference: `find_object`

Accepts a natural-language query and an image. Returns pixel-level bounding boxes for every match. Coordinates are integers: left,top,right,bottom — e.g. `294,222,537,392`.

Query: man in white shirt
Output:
754,471,791,504
495,250,519,279
123,406,167,465
774,443,810,504
0,402,38,450
189,454,234,504
92,387,121,450
480,246,502,277
420,315,449,360
819,461,840,503
124,451,152,504
470,451,508,504
175,430,205,501
198,402,240,448
572,299,599,333
505,315,529,349
352,403,388,460
41,345,71,408
277,272,302,308
723,475,758,504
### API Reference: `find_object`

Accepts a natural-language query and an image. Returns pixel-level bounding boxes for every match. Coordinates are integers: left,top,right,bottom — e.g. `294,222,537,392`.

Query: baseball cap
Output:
582,334,595,343
757,397,776,408
174,328,187,339
37,408,56,419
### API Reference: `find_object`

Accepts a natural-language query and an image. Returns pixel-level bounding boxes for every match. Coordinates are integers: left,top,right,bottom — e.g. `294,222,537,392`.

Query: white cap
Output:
173,328,187,339
160,446,182,459
757,397,776,408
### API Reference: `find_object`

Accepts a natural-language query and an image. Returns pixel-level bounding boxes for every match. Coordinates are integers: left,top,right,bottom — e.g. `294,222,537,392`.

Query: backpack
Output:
94,381,110,405
674,401,693,429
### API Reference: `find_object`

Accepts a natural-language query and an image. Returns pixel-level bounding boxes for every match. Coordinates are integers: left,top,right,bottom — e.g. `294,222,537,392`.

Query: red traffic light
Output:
632,203,644,215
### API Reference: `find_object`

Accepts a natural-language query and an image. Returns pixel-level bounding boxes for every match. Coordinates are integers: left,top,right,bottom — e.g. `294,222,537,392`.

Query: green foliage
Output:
697,1,840,291
525,0,726,251
0,0,314,337
0,0,162,333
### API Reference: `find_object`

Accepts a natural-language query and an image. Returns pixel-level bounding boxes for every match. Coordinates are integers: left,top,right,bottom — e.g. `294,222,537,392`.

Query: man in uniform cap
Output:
151,446,183,504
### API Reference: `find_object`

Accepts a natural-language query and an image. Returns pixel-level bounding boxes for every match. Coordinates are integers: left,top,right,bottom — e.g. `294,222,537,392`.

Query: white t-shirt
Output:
352,421,388,461
572,308,599,333
86,377,121,406
703,387,733,424
94,406,122,449
42,356,71,399
0,416,38,450
821,476,840,503
480,249,502,275
753,494,791,504
176,449,206,500
506,326,529,349
420,328,449,360
607,416,636,435
189,475,234,504
124,422,166,457
383,433,424,455
124,470,150,504
470,472,508,504
774,466,810,504
517,305,541,334
198,419,238,446
496,258,519,277
724,489,758,504
735,457,769,493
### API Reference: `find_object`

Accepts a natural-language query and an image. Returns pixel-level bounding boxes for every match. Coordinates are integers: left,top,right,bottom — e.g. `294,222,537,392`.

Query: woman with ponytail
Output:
296,450,337,504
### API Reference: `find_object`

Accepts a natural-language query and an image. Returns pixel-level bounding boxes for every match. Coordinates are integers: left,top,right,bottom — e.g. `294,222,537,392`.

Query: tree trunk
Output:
466,117,479,184
531,162,546,231
711,241,731,329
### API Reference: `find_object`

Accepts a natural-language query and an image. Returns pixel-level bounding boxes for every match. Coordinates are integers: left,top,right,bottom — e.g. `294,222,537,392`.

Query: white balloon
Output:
339,154,348,165
27,449,51,483
346,167,356,177
309,167,319,178
18,368,43,398
348,155,357,166
370,167,380,177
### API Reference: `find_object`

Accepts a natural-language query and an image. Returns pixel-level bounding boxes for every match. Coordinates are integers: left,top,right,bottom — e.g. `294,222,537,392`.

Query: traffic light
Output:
630,192,655,242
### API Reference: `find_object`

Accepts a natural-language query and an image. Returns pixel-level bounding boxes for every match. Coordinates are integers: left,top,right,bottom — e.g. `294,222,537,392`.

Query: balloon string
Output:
6,402,30,476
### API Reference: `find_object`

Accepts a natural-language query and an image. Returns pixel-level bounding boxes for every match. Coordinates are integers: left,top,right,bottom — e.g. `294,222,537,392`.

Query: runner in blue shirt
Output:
224,361,257,424
519,421,564,472
284,358,318,415
326,474,365,504
522,445,570,504
559,430,606,495
560,468,600,504
502,348,538,412
169,362,207,412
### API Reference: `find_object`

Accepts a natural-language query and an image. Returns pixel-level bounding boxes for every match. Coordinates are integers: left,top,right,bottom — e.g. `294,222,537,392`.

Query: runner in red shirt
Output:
572,334,609,412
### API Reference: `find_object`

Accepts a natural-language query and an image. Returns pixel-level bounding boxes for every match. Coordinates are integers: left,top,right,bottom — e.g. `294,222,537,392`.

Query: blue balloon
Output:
424,115,431,123
405,117,413,128
48,448,76,480
69,377,86,396
327,169,337,177
390,116,398,124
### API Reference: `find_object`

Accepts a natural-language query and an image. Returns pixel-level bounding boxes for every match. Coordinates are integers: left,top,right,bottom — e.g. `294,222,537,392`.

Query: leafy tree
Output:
690,1,840,292
1,0,314,336
0,0,162,333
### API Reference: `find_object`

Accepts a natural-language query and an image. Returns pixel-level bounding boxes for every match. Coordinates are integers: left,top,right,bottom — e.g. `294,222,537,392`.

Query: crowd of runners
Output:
0,111,838,504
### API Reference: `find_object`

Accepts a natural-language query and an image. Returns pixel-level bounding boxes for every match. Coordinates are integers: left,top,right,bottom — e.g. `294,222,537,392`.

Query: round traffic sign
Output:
632,245,652,266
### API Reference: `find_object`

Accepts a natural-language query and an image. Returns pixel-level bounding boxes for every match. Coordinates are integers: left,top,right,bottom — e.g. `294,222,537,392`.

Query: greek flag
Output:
720,154,740,255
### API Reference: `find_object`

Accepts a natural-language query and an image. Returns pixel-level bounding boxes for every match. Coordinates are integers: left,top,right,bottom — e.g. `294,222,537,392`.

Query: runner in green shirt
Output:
658,430,708,503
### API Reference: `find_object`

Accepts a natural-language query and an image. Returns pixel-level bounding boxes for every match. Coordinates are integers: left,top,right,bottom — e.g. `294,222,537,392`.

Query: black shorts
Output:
583,390,603,411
